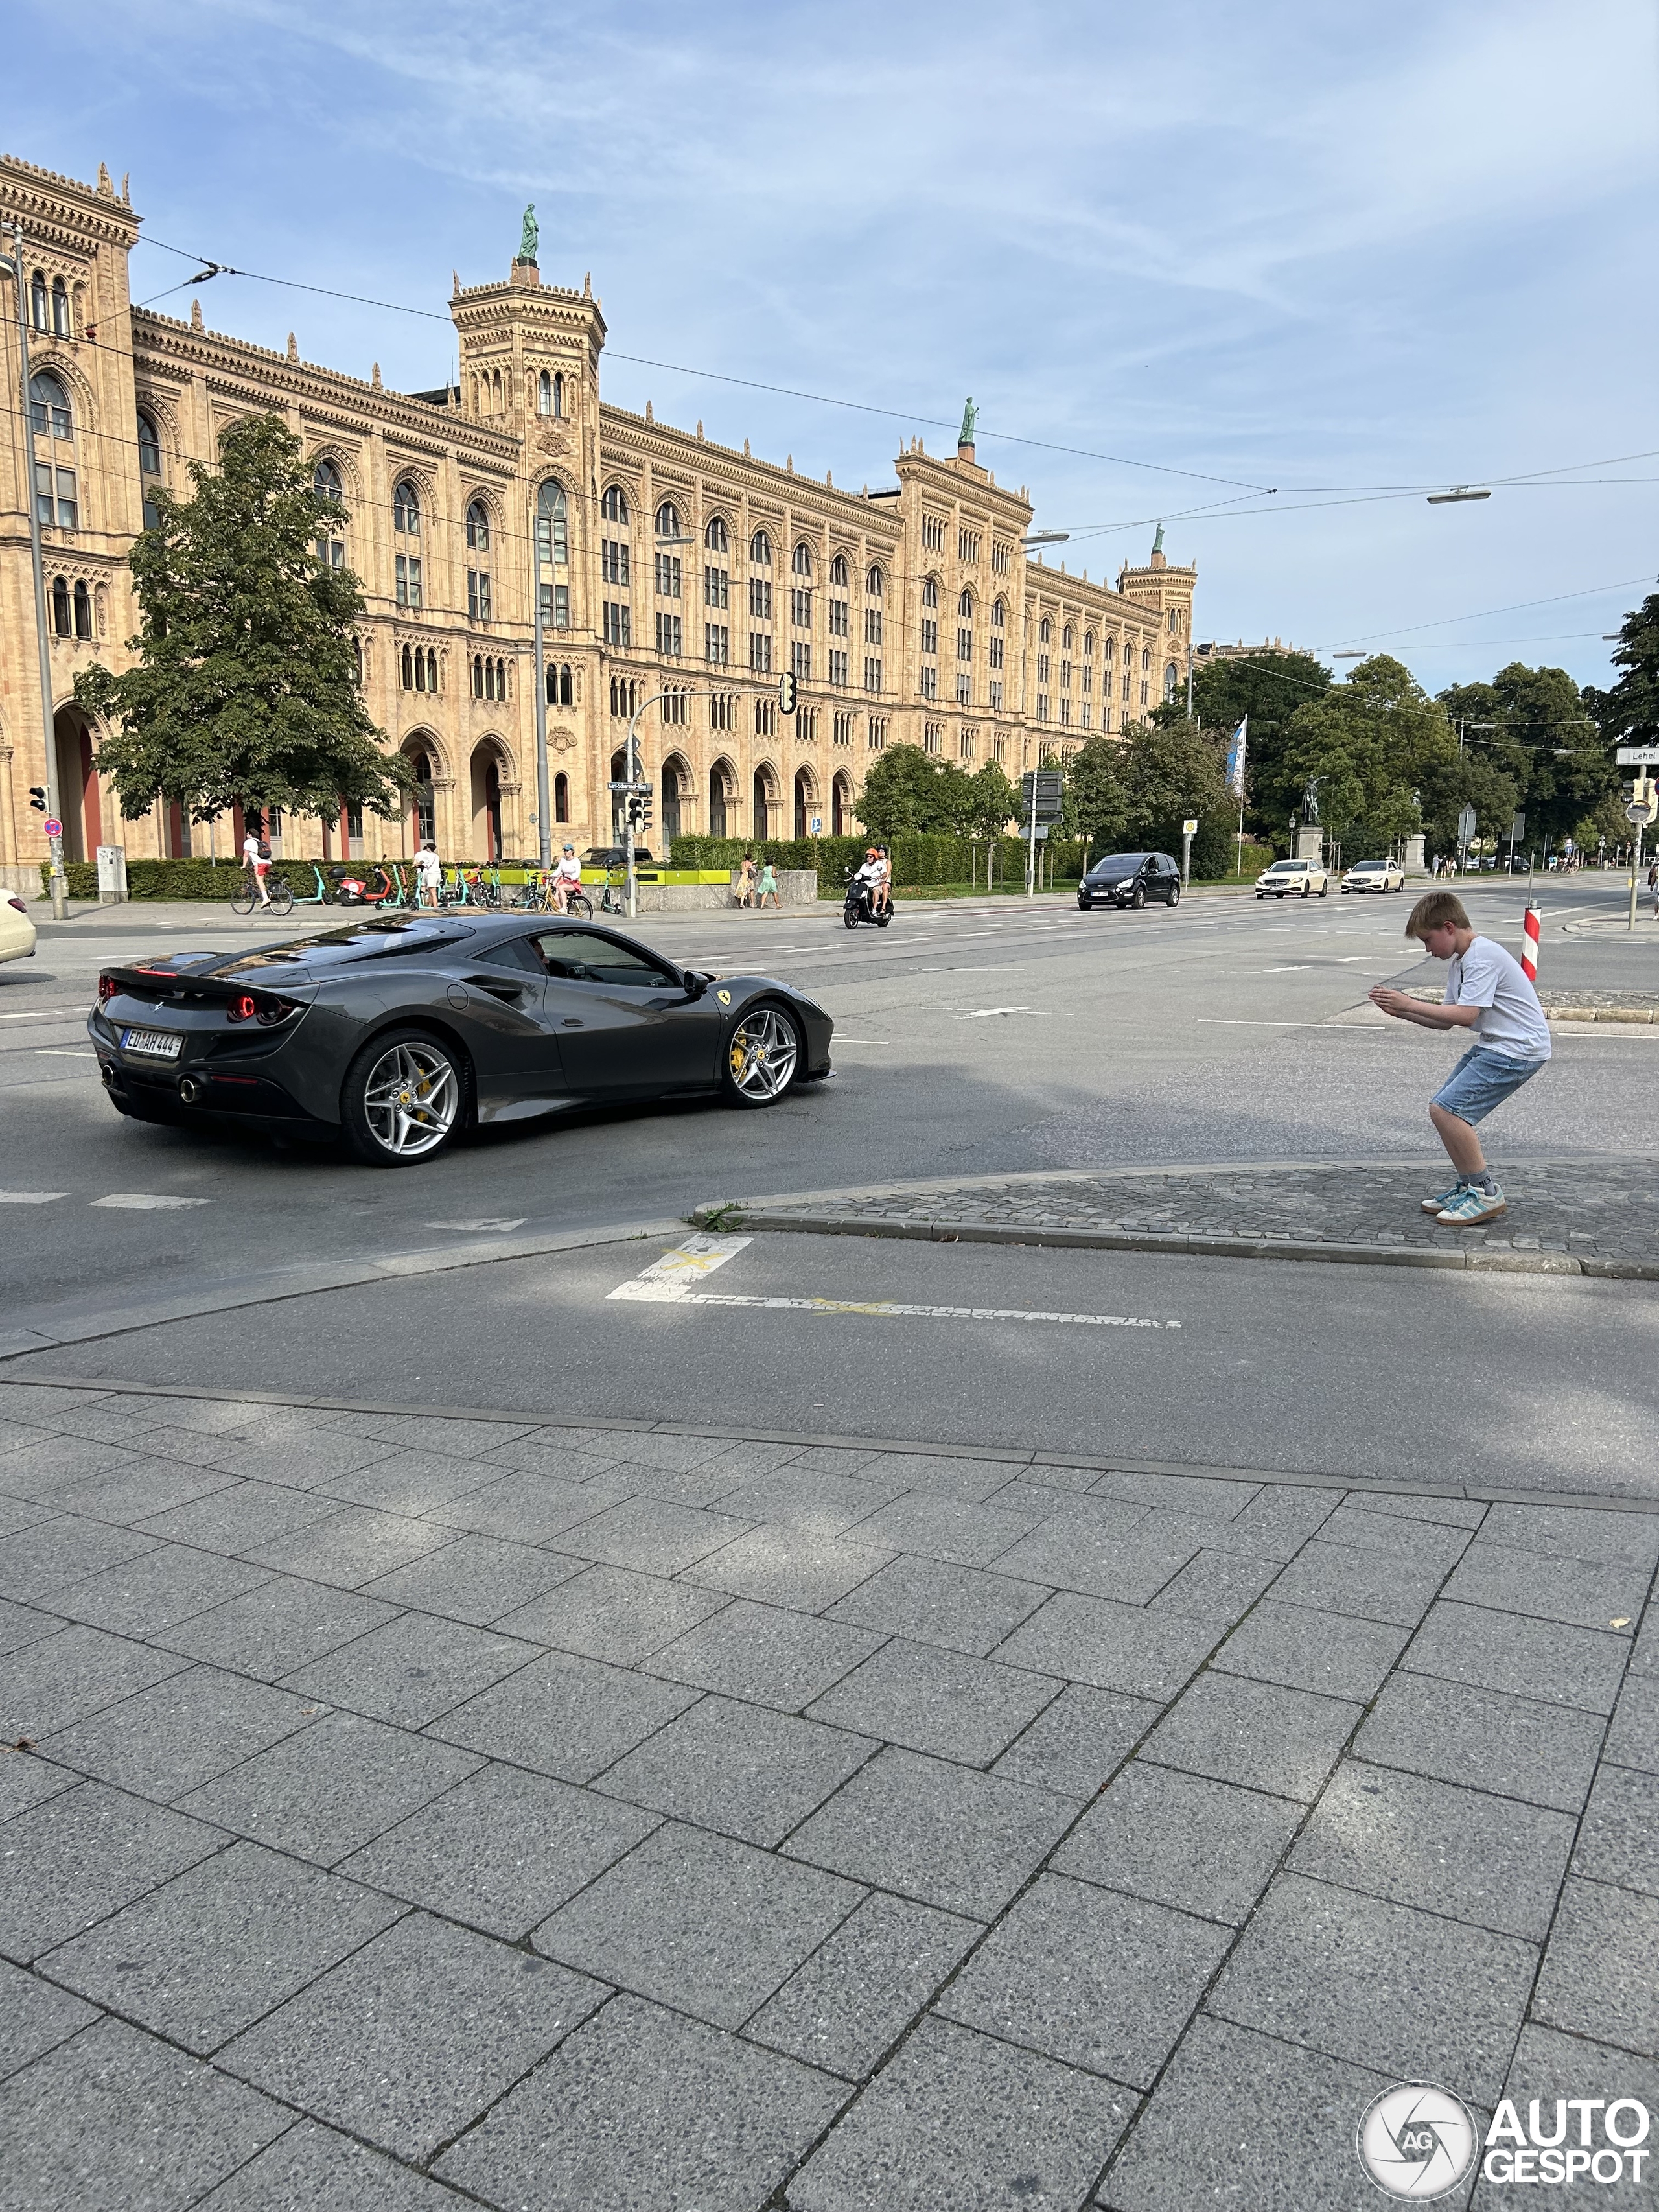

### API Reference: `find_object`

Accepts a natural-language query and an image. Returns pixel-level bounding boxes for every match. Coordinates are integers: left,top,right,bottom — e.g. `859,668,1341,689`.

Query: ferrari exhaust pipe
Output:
178,1076,202,1106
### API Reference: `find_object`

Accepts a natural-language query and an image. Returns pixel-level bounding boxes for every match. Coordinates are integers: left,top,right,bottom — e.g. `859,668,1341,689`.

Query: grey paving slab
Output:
992,1684,1163,1800
334,1410,542,1455
202,1430,400,1489
1290,1760,1577,1940
314,1452,505,1515
437,1992,842,2212
1100,2013,1407,2212
150,1574,400,1679
0,1514,159,1601
358,1531,583,1624
0,1957,100,2082
222,1909,608,2161
41,1663,319,1801
1532,1878,1659,2058
1315,1502,1474,1571
993,1513,1205,1607
1442,1543,1652,1634
1606,1670,1659,1775
192,2117,467,2211
52,1460,235,1525
1198,1482,1340,1561
757,1443,884,1479
993,1590,1220,1699
0,1742,78,1820
279,1609,535,1728
992,1481,1148,1531
535,1819,859,2028
42,1839,403,2053
242,1505,453,1589
0,2015,288,2212
848,1489,1041,1568
0,1780,225,1962
791,2014,1131,2212
0,1620,188,1737
0,1414,54,1460
684,1523,894,1612
428,1647,697,1782
860,1449,1032,1502
0,1595,62,1657
941,1871,1231,2088
50,1545,270,1638
745,1889,980,2080
712,1461,901,1531
647,1596,884,1711
1346,1489,1487,1530
784,1744,1074,1919
1355,1669,1607,1813
1267,1538,1448,1629
555,1493,753,1574
1404,1600,1632,1714
1148,1546,1279,1629
1479,1501,1659,1570
592,1429,736,1475
0,1432,150,1500
0,1493,53,1537
468,1434,640,1486
1474,2025,1659,2212
806,1636,1060,1765
1088,1467,1259,1519
826,1552,1048,1656
1212,1597,1412,1702
1056,1762,1303,1925
132,1480,338,1555
178,1710,483,1867
496,1559,729,1662
597,1693,875,1846
1209,1870,1538,2104
340,1761,658,1938
1142,1671,1361,1801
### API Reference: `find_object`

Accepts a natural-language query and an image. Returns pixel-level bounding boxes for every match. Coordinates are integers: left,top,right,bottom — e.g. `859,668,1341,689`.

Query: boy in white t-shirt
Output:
1369,891,1550,1226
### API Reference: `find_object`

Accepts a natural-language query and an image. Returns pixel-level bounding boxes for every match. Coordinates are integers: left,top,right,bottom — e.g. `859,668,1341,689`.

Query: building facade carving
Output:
1,152,1195,877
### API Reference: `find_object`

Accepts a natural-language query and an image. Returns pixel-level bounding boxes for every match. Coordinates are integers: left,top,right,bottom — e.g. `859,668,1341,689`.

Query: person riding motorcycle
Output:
553,843,584,914
872,845,892,915
852,848,885,921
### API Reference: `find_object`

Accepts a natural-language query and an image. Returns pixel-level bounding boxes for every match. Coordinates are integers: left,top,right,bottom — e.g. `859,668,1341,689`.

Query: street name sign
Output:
1616,746,1659,766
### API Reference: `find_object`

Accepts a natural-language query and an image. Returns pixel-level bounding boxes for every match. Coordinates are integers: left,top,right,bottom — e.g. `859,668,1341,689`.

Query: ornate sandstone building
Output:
0,154,1195,883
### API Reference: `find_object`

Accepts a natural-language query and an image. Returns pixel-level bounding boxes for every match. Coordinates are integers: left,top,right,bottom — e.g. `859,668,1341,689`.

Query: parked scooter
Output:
842,867,893,930
327,861,399,908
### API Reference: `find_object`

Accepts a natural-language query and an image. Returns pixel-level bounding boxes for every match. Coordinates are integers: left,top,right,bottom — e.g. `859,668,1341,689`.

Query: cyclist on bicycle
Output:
553,843,585,914
242,823,273,909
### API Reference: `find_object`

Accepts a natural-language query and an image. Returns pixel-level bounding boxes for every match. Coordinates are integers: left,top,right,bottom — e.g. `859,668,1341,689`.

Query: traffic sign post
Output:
1627,773,1655,932
1181,817,1198,887
1021,769,1064,899
1456,805,1477,871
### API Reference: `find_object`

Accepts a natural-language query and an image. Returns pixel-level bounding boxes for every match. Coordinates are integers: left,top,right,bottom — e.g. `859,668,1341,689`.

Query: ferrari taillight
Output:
97,974,117,1005
227,994,258,1023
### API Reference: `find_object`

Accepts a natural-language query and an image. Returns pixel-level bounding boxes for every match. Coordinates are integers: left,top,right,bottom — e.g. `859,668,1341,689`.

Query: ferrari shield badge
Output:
715,989,732,1005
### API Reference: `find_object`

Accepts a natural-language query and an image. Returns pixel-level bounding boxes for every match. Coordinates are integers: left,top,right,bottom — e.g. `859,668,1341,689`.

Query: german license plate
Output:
122,1028,183,1060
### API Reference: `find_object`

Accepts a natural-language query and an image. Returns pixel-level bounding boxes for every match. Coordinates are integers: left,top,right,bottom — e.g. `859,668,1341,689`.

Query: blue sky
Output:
17,0,1656,693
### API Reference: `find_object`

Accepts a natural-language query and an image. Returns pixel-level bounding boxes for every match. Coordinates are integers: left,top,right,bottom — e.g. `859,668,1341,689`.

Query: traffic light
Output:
29,787,47,813
778,671,798,716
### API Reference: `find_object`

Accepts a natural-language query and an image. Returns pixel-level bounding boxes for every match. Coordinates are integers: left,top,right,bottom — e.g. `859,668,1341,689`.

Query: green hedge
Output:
37,857,399,902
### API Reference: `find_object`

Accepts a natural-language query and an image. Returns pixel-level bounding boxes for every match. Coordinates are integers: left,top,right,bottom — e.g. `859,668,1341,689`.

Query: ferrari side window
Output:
479,938,543,973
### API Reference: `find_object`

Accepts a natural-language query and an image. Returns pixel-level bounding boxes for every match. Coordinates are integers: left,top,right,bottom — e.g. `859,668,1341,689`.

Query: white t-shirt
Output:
554,855,583,883
1446,934,1551,1062
242,834,266,870
415,848,442,885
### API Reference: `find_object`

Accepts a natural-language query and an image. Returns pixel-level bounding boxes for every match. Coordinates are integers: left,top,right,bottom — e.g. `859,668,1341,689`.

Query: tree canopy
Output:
853,745,1016,841
76,413,408,825
1063,720,1234,872
1154,648,1332,842
1585,592,1659,752
1437,662,1609,849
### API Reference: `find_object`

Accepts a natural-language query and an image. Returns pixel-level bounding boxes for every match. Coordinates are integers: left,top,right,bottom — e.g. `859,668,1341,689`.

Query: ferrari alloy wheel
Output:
722,1005,802,1108
343,1029,463,1165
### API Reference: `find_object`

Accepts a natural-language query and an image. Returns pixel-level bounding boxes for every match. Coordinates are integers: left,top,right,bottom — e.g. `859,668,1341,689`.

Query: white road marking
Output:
964,1007,1034,1018
1268,966,1310,972
0,1007,91,1020
89,1193,211,1210
616,1234,752,1291
34,1048,97,1059
0,1190,69,1204
424,1218,529,1232
833,1038,891,1045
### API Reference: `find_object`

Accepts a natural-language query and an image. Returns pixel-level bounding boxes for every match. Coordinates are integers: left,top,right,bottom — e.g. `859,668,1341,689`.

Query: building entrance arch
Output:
832,771,852,837
709,757,737,841
469,739,510,861
53,709,102,863
793,766,817,841
753,764,779,842
660,752,691,849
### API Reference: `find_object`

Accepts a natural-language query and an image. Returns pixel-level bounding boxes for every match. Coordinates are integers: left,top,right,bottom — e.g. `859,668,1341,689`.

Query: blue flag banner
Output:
1225,717,1248,800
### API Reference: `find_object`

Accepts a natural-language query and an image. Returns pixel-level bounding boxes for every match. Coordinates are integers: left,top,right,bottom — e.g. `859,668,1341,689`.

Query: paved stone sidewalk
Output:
1,1377,1656,2209
699,1159,1659,1278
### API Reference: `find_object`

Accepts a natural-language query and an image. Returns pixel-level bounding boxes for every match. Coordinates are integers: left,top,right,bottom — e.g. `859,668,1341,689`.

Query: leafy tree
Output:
1281,656,1457,859
1584,592,1659,752
1062,734,1130,848
1438,663,1608,850
1154,648,1332,844
854,744,973,837
76,413,407,827
1117,719,1233,872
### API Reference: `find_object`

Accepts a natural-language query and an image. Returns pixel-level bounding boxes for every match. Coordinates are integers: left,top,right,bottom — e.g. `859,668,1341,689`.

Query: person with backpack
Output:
242,821,273,909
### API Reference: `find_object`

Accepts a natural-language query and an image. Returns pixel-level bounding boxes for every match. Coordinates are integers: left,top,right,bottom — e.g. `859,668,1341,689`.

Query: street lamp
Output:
1427,487,1492,504
1021,531,1069,549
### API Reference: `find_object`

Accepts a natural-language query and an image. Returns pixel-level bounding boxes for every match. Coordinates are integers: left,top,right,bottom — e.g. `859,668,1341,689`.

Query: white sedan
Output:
1341,858,1406,894
1255,858,1329,899
0,893,36,964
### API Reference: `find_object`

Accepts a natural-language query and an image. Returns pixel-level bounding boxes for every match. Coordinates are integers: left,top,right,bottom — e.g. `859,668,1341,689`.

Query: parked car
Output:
584,846,655,870
1077,852,1182,911
1340,859,1406,894
0,892,36,965
1255,858,1329,899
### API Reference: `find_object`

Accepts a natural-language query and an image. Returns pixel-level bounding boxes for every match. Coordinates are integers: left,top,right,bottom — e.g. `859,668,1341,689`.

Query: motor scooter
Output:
842,868,893,930
327,862,399,908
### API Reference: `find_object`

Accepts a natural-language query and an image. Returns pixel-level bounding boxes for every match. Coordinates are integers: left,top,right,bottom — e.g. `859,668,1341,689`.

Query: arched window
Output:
992,598,1005,628
1141,646,1152,672
537,481,569,612
600,483,629,524
138,411,163,529
922,576,938,609
705,515,729,555
1039,617,1052,644
29,371,72,440
30,271,48,331
1084,631,1095,658
491,368,502,411
958,588,973,619
393,481,421,536
1165,662,1179,700
401,644,414,690
538,369,552,416
656,500,681,541
429,648,441,692
52,277,71,337
393,483,422,608
546,661,573,707
866,565,884,598
791,542,813,579
466,500,490,550
1063,624,1074,651
311,457,344,569
73,579,93,639
52,577,71,636
1102,634,1115,663
313,457,342,504
555,771,570,822
750,529,772,568
830,553,849,588
554,371,564,417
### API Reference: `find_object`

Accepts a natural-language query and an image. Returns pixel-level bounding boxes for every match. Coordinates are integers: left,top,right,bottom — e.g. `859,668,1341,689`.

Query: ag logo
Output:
1358,2085,1478,2200
715,989,731,1006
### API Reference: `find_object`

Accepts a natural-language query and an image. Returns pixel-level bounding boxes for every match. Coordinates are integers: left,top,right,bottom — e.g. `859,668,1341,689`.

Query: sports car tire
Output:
341,1027,467,1167
721,1003,804,1110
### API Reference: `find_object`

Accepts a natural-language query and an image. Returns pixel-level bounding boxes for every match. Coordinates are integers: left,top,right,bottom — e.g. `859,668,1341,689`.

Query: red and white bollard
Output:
1521,900,1541,984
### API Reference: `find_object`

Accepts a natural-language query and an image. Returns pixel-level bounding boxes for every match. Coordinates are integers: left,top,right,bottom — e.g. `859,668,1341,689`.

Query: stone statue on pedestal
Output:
958,397,978,447
518,205,539,263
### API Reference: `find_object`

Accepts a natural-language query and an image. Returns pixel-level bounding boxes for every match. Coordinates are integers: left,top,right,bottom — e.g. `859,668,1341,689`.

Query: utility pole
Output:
530,498,551,870
4,218,69,918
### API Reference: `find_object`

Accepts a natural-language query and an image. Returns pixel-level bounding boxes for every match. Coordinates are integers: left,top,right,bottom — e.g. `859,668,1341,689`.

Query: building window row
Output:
401,644,440,692
705,623,730,666
604,601,631,647
546,662,574,706
958,528,980,565
868,716,888,749
49,576,94,639
538,581,570,631
923,721,943,755
610,673,642,717
471,654,510,699
656,612,683,657
537,369,566,417
921,514,946,553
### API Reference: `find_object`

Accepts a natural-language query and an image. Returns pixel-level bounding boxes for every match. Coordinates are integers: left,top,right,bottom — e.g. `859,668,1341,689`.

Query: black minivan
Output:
1077,852,1181,911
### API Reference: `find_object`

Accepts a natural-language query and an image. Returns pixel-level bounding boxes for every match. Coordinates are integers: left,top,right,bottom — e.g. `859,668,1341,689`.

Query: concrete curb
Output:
690,1204,1659,1281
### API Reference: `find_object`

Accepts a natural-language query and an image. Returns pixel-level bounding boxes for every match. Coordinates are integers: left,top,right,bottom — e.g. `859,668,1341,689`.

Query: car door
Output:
530,926,723,1097
452,935,567,1104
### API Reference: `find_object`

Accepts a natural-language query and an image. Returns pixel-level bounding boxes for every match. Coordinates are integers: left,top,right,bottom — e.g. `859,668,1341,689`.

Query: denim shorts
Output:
1432,1044,1546,1125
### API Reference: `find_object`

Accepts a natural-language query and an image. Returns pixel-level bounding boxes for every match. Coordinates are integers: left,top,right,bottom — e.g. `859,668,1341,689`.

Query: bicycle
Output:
231,865,294,917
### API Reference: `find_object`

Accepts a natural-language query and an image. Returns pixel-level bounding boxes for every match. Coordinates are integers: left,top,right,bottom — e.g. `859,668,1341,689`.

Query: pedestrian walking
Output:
1368,891,1550,1226
414,838,443,910
736,852,758,908
757,859,780,910
241,821,273,909
1647,859,1658,918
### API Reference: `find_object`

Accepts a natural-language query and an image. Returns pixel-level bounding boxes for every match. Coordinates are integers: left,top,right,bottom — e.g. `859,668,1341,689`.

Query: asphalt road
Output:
5,874,1656,1493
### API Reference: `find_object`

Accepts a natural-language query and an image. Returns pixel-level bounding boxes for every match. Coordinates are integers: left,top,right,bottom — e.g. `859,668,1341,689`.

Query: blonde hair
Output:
1406,891,1470,938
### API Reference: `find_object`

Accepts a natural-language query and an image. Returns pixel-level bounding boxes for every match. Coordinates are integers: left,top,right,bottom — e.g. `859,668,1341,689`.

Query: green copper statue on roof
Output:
518,204,539,263
958,396,978,447
1152,522,1165,556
